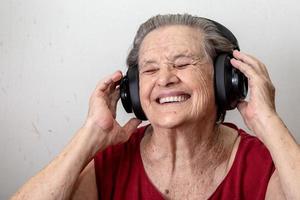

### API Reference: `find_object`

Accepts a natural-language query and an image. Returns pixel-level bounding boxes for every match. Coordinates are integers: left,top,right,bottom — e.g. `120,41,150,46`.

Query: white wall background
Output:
0,0,299,198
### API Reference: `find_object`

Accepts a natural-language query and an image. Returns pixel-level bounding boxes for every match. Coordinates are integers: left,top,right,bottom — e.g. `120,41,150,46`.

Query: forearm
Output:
11,125,100,200
10,70,139,200
255,114,300,200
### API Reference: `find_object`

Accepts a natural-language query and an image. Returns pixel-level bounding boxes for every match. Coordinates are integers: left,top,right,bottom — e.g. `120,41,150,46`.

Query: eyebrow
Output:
171,53,195,60
141,60,157,66
140,53,197,68
169,52,207,64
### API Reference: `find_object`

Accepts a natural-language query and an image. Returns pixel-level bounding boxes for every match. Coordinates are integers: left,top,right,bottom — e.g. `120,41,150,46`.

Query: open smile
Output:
156,94,191,104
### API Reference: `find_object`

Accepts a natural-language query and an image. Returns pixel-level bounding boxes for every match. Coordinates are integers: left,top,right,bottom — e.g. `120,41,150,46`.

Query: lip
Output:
155,91,191,104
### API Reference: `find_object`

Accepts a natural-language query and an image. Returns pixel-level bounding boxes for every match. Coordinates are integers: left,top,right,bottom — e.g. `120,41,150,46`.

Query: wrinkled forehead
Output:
138,25,207,64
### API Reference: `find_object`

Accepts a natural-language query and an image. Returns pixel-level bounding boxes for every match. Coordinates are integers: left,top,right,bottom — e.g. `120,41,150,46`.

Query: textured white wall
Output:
0,0,299,198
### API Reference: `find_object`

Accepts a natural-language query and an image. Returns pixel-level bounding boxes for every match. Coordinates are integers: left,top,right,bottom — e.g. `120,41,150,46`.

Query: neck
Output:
141,118,227,172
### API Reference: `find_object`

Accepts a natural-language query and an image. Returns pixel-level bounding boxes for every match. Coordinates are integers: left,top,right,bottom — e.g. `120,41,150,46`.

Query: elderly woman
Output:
11,14,299,200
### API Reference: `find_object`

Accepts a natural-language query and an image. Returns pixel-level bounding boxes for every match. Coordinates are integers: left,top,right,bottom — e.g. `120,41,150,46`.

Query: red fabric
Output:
94,124,275,200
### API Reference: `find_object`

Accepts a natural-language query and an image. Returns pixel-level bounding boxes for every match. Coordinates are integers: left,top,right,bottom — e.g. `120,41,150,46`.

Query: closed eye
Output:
175,63,191,68
141,67,159,75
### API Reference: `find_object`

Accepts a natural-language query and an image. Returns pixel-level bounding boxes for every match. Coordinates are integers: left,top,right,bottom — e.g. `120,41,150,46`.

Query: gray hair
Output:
126,13,237,68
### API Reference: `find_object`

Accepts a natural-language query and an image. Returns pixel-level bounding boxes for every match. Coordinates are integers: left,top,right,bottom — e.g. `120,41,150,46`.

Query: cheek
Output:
139,76,154,107
190,70,215,114
192,66,214,94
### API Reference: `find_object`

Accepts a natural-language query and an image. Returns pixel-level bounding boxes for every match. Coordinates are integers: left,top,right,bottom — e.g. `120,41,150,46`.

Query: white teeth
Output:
159,95,188,104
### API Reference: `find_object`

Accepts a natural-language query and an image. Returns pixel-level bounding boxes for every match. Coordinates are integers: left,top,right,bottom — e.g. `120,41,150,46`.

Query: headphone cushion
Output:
214,53,248,111
214,53,229,110
127,67,148,120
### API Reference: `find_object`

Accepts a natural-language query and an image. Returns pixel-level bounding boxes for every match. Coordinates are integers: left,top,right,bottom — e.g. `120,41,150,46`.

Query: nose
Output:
156,66,179,87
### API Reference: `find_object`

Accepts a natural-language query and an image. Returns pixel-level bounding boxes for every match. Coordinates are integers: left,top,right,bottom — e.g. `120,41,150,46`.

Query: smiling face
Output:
138,25,217,128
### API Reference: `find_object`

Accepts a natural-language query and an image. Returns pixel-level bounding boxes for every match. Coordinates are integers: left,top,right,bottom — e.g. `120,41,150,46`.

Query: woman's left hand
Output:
231,50,300,200
230,50,277,138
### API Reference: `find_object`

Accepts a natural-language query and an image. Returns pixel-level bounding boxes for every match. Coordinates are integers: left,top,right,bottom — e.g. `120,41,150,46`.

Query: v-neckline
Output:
137,123,243,199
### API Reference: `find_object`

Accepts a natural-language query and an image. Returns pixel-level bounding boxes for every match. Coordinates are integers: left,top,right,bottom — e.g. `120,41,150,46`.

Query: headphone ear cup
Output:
120,67,147,120
214,53,228,111
214,53,248,111
120,75,133,113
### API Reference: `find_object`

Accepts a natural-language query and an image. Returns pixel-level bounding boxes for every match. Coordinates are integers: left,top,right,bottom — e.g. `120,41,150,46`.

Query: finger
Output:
97,70,123,92
230,58,257,80
105,72,123,92
98,78,113,91
233,50,269,76
237,100,248,116
236,100,252,130
233,50,258,68
244,53,270,77
111,87,120,102
110,88,120,118
104,70,123,88
111,70,123,83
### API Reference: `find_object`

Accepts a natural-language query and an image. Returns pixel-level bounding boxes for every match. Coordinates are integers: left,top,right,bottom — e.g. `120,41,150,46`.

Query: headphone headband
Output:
205,18,240,51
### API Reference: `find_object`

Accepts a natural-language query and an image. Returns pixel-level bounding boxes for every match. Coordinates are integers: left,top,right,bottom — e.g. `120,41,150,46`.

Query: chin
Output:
148,112,190,129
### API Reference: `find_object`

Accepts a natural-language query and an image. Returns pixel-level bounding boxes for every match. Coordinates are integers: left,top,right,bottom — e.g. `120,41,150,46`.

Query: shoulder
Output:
224,122,273,161
237,126,274,164
225,125,284,199
212,123,276,199
222,122,275,177
229,123,275,192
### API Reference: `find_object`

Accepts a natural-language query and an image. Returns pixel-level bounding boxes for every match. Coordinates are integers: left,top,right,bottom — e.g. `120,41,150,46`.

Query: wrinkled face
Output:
138,25,216,128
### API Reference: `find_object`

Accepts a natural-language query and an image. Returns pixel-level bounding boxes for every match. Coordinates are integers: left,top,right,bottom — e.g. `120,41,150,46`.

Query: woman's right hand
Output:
83,70,141,154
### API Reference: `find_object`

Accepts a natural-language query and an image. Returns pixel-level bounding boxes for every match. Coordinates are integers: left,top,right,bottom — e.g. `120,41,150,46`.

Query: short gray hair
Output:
126,13,236,68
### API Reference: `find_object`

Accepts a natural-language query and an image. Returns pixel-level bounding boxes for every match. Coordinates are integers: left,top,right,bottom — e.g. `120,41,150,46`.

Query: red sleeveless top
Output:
94,124,275,200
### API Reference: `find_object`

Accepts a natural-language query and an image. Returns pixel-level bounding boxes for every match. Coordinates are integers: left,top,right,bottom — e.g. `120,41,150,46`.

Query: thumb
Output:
237,100,253,131
237,100,248,118
123,118,142,138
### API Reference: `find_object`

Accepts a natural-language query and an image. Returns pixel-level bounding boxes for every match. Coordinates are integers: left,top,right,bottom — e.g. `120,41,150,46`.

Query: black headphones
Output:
120,18,248,121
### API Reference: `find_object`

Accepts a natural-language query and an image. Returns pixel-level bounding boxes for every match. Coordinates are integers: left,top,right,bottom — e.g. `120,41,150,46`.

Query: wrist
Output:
80,121,109,157
251,112,287,144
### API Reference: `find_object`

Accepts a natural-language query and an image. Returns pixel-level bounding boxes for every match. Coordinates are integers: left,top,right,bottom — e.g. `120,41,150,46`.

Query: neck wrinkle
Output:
142,119,224,172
